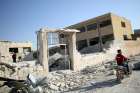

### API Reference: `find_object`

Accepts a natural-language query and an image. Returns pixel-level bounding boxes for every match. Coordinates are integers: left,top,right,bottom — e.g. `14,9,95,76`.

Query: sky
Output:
0,0,140,49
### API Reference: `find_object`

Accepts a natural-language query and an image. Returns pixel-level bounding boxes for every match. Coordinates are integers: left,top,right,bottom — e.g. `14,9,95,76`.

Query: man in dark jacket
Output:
12,52,16,62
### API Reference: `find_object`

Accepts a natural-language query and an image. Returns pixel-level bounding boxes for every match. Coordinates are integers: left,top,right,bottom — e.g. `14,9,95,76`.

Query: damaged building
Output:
37,29,79,73
37,13,140,74
0,13,140,80
0,40,32,62
66,13,133,52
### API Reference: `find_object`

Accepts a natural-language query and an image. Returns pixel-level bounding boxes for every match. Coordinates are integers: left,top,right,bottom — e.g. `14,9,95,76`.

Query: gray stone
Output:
49,84,59,91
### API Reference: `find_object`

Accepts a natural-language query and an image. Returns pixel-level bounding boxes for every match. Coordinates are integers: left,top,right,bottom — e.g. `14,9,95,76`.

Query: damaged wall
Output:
73,39,140,70
37,28,80,74
123,38,140,56
0,41,32,62
37,28,140,72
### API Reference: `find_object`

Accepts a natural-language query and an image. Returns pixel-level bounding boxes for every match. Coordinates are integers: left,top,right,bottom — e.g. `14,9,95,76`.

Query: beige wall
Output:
61,13,135,71
67,13,133,42
73,39,140,70
76,25,113,41
0,41,32,62
68,13,114,41
111,13,133,40
123,39,140,56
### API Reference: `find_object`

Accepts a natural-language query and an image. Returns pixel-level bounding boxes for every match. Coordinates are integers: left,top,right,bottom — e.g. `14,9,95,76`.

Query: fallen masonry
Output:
0,61,47,80
0,55,140,93
40,56,140,93
44,61,117,92
0,60,116,92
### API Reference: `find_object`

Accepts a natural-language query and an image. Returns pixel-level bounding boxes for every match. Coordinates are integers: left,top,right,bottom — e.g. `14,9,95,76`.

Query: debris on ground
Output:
44,61,116,92
0,54,140,93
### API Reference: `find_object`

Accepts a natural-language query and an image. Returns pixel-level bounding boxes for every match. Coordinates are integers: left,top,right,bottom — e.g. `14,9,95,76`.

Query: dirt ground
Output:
65,71,140,93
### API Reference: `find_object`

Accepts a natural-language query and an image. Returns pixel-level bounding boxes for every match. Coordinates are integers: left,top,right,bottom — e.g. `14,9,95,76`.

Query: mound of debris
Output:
45,61,116,92
0,63,16,77
48,46,70,71
80,44,100,54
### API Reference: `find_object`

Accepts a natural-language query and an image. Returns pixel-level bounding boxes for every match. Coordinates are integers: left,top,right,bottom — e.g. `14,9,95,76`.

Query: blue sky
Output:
0,0,140,49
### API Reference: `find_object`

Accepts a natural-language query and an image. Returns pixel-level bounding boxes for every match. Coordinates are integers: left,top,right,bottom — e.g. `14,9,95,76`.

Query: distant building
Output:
66,13,133,50
0,40,32,62
134,29,140,35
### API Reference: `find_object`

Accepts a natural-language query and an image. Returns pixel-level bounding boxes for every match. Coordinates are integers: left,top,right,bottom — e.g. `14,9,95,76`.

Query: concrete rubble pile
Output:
79,41,116,54
49,46,70,71
44,61,116,92
49,53,70,72
0,63,16,77
80,44,99,54
0,61,45,80
49,53,63,66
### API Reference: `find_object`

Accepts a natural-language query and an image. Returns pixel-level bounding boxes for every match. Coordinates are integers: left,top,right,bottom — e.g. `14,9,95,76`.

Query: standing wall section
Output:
111,13,133,40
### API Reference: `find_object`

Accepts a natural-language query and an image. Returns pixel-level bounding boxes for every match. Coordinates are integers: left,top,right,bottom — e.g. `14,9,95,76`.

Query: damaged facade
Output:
37,29,80,74
37,13,140,73
0,13,140,81
0,40,32,62
66,13,133,51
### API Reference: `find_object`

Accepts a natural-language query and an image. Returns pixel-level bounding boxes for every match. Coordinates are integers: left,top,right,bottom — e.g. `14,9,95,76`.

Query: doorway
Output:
48,32,71,72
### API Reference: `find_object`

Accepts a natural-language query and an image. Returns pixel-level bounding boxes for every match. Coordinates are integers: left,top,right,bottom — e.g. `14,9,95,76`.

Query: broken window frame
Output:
48,32,59,46
87,23,97,31
89,37,99,46
77,26,86,32
102,34,114,44
77,39,88,50
100,20,112,28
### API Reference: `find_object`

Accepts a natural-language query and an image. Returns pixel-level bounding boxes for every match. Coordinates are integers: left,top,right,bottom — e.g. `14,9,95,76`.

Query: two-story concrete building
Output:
67,13,133,50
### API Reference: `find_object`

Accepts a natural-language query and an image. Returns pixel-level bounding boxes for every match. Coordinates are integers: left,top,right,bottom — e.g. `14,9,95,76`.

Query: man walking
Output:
12,52,17,62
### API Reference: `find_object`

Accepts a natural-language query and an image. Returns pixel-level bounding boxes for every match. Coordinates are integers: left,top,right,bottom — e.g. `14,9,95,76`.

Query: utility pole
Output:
97,21,103,52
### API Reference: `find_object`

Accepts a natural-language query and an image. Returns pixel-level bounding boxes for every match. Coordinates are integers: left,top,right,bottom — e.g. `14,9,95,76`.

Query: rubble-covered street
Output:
66,71,140,93
1,54,140,93
44,54,140,93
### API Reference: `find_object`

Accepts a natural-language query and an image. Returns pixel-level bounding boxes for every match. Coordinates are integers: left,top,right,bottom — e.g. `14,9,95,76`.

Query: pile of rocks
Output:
45,62,115,92
80,44,100,54
0,60,116,93
0,63,16,77
0,62,46,80
49,52,70,71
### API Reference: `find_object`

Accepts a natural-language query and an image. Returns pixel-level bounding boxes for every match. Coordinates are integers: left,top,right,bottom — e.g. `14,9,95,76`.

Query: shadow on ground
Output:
133,62,140,70
65,78,119,92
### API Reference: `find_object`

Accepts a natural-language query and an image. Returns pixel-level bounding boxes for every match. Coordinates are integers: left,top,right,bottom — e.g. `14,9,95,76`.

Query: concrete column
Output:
38,31,49,74
37,32,39,63
68,32,80,71
87,39,90,47
0,52,1,62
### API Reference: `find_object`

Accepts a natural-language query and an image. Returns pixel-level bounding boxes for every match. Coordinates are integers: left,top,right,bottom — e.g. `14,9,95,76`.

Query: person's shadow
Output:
65,78,120,92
